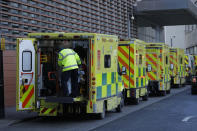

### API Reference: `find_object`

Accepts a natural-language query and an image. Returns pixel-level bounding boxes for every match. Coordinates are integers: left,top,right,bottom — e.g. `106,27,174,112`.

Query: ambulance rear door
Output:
16,38,37,111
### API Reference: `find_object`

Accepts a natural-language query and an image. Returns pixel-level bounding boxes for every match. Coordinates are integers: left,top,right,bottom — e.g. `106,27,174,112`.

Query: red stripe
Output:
130,47,134,54
146,54,157,67
22,87,34,108
41,108,48,113
123,74,134,87
118,46,129,59
124,82,128,89
160,58,162,71
118,56,134,74
170,60,173,64
49,108,56,114
153,54,157,59
130,47,134,64
148,72,156,80
119,46,134,65
170,55,177,62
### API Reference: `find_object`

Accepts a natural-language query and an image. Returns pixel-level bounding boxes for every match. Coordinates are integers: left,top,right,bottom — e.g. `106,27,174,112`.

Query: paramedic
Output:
58,49,81,97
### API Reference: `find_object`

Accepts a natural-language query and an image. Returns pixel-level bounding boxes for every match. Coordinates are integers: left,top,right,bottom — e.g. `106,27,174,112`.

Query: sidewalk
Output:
0,107,37,128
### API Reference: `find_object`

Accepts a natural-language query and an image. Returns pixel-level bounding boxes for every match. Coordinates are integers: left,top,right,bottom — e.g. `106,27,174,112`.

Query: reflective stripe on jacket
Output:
58,49,81,72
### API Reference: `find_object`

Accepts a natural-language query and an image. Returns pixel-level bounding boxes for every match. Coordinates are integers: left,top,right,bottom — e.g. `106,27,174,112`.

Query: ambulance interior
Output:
37,39,90,98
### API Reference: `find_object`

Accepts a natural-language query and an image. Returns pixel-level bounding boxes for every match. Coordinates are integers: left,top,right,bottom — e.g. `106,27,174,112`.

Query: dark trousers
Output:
61,69,79,97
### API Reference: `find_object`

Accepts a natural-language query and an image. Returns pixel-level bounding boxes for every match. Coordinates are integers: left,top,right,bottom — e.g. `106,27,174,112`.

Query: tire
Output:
133,98,140,105
191,89,196,95
116,104,122,112
142,93,148,101
161,91,166,96
98,103,105,119
116,98,124,113
166,90,171,94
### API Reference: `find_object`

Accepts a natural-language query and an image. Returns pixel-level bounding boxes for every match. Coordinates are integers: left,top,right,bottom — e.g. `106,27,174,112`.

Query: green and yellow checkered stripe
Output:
96,72,122,100
136,67,146,88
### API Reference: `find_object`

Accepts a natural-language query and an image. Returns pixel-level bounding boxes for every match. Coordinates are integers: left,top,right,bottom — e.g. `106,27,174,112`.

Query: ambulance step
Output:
45,96,74,103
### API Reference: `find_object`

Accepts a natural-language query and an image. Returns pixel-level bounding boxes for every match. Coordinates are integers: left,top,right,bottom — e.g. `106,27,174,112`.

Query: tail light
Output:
193,78,196,83
92,77,96,85
92,81,96,85
43,35,50,39
92,77,96,81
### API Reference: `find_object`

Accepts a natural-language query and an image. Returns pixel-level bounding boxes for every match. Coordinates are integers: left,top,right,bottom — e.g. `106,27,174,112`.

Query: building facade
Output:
185,24,197,54
0,0,166,107
138,26,164,43
164,25,186,49
0,0,138,49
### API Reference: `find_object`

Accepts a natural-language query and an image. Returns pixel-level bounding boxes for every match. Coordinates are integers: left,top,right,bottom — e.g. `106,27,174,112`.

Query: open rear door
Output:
16,38,36,111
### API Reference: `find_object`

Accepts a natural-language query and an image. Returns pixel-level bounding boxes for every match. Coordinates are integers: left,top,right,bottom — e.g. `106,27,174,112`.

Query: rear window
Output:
22,51,32,72
104,55,111,68
139,54,142,65
180,57,183,64
166,56,168,64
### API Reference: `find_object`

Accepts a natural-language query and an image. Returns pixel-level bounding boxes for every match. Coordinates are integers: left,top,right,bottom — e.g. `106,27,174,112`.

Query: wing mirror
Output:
170,64,174,70
122,66,127,75
146,64,152,72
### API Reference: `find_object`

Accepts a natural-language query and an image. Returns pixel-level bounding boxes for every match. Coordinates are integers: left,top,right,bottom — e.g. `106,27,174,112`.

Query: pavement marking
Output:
182,116,196,122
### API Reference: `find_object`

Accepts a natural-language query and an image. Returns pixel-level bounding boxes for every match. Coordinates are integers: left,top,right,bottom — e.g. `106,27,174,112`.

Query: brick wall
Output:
3,50,16,107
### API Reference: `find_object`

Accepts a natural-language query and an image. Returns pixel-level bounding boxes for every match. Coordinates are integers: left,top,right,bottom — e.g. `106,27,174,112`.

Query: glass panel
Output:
104,55,111,68
22,51,32,72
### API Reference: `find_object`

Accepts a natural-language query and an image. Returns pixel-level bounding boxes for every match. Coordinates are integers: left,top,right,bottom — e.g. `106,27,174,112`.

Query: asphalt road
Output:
94,88,197,131
1,86,192,131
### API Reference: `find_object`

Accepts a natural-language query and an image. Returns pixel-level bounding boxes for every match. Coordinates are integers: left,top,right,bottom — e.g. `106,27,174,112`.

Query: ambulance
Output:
16,33,125,119
118,39,148,104
185,54,195,84
170,48,185,88
144,43,171,96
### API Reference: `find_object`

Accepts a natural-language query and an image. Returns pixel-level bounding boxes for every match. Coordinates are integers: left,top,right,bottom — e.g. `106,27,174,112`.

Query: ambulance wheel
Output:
98,103,106,119
134,98,140,105
166,90,171,94
142,93,148,101
161,91,166,96
116,97,124,112
191,89,196,95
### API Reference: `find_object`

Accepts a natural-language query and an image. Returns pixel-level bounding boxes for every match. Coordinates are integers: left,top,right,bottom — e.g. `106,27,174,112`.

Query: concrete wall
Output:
138,26,165,42
185,29,197,48
185,28,197,54
164,25,186,49
3,50,16,107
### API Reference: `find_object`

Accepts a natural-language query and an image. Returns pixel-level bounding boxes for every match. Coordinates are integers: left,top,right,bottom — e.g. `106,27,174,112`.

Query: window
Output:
104,55,111,68
22,51,32,72
166,56,168,64
23,18,28,23
22,12,28,16
180,57,183,64
139,54,142,64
